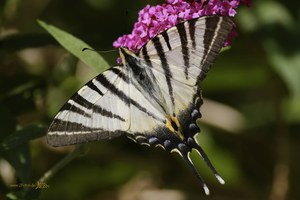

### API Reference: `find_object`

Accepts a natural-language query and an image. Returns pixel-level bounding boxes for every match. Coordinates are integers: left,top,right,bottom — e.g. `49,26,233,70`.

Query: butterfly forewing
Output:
47,66,130,146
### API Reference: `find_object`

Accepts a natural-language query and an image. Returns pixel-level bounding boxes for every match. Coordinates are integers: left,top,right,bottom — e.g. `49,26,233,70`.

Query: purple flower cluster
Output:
113,0,251,56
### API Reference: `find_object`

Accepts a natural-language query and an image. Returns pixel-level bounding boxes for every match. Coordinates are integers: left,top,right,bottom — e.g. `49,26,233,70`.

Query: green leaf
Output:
1,144,31,183
0,125,46,152
37,20,109,72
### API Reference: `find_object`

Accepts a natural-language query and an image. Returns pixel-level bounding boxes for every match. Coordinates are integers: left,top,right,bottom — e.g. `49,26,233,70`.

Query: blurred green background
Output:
1,0,300,199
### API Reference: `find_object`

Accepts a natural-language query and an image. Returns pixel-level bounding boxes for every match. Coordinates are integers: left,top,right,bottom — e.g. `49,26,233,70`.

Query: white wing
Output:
47,66,130,146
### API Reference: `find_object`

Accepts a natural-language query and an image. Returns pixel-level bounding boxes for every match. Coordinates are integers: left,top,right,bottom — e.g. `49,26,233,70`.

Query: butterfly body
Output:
47,15,233,195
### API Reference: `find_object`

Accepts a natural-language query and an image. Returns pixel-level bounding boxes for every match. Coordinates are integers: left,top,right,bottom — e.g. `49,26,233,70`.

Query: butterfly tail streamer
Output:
188,138,225,185
178,143,210,195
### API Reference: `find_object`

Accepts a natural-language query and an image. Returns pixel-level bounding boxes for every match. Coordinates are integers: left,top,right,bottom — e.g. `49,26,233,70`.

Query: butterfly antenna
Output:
82,47,116,53
178,144,210,195
188,138,225,185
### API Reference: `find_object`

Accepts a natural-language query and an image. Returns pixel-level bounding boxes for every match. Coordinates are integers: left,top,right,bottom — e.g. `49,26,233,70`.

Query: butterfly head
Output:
118,47,138,65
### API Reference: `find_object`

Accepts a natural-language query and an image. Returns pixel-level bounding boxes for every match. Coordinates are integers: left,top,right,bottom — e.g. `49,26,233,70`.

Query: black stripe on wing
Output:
161,31,172,51
141,46,153,68
93,104,125,121
198,16,233,81
73,92,94,108
176,22,190,78
201,16,220,67
86,81,104,96
60,102,91,118
188,19,197,49
50,118,93,132
152,36,175,113
96,74,130,106
111,67,129,83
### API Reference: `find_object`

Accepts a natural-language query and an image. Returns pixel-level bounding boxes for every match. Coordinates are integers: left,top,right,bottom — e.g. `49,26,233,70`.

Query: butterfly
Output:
47,15,233,195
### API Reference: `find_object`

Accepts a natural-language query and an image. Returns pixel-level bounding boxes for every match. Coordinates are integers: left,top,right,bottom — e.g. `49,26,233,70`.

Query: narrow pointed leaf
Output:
37,20,109,72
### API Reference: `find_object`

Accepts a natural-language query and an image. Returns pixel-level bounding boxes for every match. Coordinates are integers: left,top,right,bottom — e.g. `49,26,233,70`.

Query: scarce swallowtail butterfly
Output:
47,15,233,195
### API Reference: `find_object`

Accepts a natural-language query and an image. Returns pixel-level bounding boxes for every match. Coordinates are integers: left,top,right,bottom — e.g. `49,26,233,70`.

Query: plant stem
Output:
38,145,85,183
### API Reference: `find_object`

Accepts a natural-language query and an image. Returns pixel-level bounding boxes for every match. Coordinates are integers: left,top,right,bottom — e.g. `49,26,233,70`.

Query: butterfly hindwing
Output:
130,15,233,139
138,15,233,86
